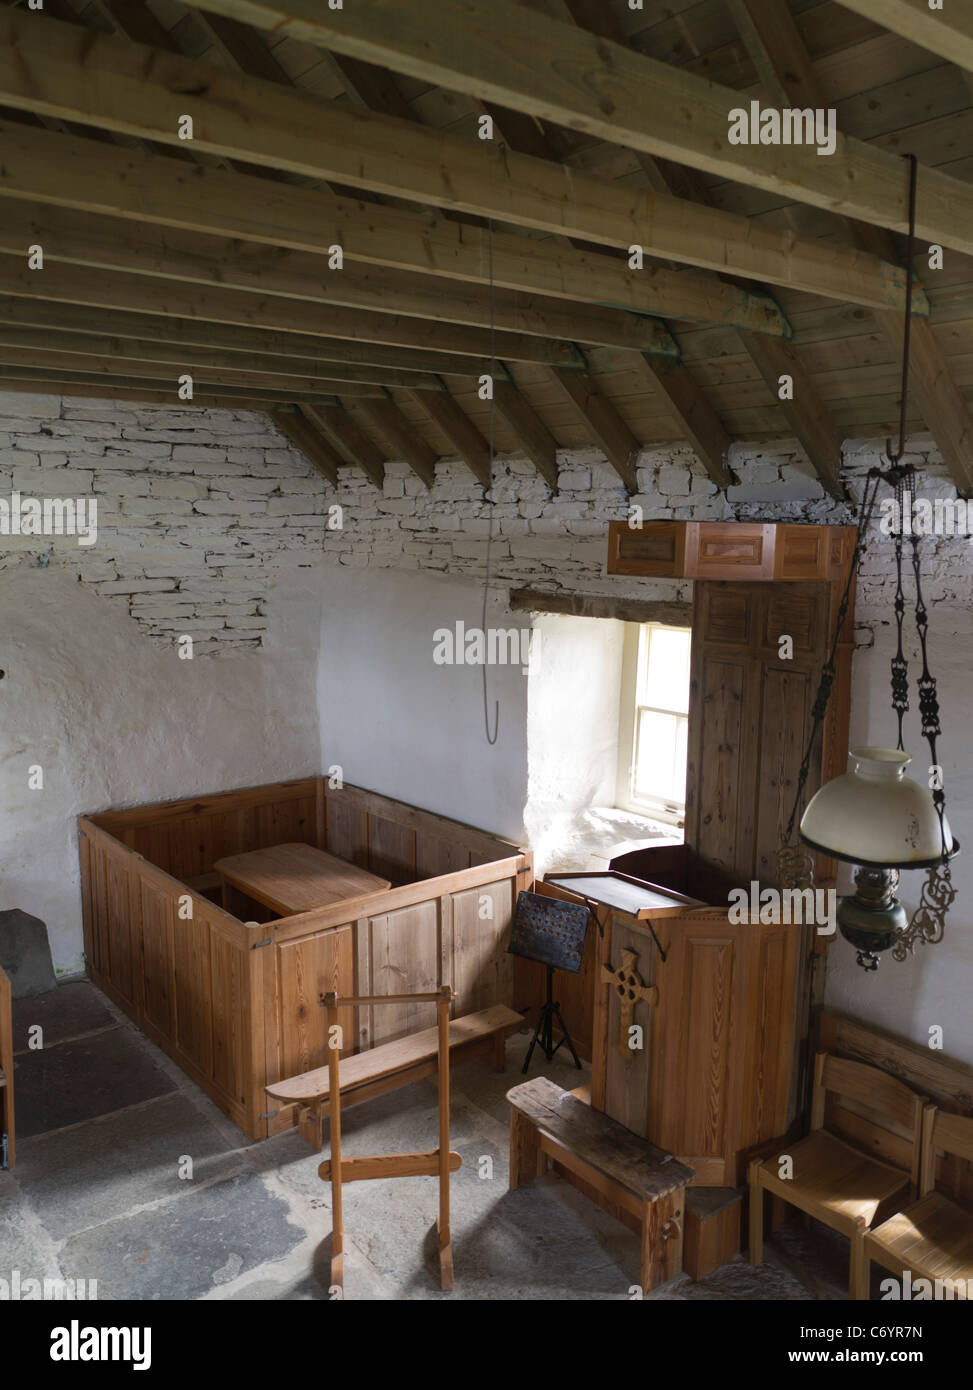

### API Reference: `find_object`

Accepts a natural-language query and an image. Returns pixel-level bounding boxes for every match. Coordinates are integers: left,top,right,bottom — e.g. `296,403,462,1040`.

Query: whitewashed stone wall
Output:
0,393,329,654
5,391,968,655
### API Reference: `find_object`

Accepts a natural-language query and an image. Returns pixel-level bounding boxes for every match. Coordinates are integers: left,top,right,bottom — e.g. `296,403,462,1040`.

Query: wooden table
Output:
214,842,391,917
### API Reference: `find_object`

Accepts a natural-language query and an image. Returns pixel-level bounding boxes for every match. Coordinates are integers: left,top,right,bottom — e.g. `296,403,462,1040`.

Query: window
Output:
616,623,691,823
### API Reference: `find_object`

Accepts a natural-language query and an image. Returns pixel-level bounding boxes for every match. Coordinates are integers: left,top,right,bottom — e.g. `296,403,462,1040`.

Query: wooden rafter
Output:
272,406,342,487
0,295,499,382
830,0,973,75
179,0,973,256
631,355,734,490
357,398,439,489
0,341,384,399
0,15,924,314
493,383,559,490
0,376,299,413
558,0,843,496
0,199,690,353
0,261,588,369
0,323,442,392
305,404,386,490
409,389,493,489
730,0,973,496
547,371,640,494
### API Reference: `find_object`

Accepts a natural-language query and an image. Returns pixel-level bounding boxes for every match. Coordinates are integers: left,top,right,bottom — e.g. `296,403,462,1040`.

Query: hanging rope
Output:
481,215,499,745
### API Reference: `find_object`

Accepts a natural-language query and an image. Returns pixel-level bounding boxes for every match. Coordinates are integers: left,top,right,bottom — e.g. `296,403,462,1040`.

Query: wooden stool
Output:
507,1076,694,1292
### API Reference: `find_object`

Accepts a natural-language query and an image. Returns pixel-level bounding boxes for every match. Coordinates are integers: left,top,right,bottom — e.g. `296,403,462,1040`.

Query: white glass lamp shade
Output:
800,747,954,869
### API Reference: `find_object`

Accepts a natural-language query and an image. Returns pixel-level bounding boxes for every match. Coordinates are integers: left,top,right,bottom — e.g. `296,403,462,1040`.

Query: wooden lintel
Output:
509,588,692,627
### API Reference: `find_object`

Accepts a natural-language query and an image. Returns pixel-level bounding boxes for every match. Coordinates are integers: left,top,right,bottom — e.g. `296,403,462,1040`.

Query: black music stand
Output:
507,890,590,1074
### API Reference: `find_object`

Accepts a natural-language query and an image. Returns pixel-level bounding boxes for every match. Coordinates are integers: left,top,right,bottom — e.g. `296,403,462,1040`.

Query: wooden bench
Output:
267,1003,523,1150
507,1076,695,1292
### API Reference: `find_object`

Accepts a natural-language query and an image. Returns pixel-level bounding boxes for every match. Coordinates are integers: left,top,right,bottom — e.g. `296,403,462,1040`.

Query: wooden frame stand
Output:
320,986,459,1293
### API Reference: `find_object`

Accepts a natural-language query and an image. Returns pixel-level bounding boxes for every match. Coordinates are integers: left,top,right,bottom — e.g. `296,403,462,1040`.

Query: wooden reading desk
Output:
214,842,390,917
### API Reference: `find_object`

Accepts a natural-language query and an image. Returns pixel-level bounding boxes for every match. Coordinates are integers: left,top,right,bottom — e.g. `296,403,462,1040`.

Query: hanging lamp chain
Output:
778,153,954,960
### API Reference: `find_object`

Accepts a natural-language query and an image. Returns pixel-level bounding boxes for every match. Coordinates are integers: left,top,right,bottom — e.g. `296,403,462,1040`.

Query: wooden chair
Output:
749,1051,926,1297
858,1107,973,1300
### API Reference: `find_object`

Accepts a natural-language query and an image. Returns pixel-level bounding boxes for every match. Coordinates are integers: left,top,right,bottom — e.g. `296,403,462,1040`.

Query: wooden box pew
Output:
267,1003,524,1149
79,777,531,1141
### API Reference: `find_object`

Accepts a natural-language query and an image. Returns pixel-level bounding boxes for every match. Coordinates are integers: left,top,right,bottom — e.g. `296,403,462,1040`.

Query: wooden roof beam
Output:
730,0,973,496
830,0,973,77
0,295,497,381
0,361,333,407
0,199,685,352
0,261,588,369
178,0,973,257
0,376,296,414
0,15,922,314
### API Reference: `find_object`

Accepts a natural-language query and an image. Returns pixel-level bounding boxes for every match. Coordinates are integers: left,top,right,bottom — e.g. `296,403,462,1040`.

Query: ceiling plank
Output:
408,389,493,488
175,0,973,256
0,260,588,369
493,382,560,490
356,398,439,488
830,0,973,76
731,0,973,496
304,404,387,490
547,370,640,493
0,19,922,313
631,354,735,489
272,406,342,486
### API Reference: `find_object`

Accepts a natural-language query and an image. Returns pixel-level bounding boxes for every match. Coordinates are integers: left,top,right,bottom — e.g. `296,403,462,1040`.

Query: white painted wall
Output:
0,562,321,975
317,564,530,843
1,389,970,1062
524,613,625,873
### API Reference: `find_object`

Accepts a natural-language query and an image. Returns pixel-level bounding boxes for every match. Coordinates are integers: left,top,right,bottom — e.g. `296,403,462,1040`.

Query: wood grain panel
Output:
277,925,355,1076
367,816,416,884
360,901,441,1045
105,851,136,1009
210,922,249,1107
449,877,514,1017
138,878,174,1037
172,906,214,1080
